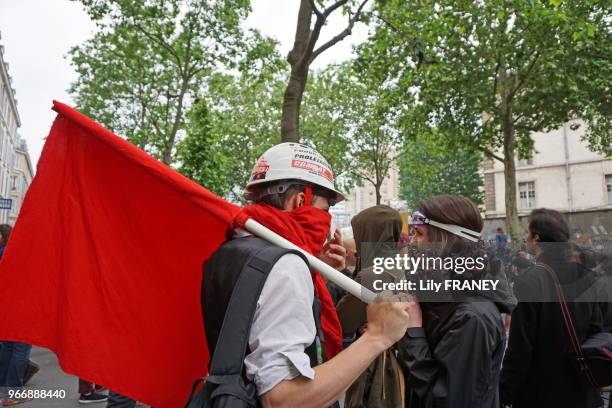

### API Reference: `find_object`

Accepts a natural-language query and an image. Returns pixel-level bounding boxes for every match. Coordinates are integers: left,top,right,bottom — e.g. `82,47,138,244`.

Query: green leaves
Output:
69,0,251,164
301,62,407,197
399,130,484,210
362,0,610,154
176,100,230,196
193,60,286,202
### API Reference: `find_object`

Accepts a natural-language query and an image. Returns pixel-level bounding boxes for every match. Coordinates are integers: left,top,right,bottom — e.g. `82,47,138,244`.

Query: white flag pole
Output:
243,218,376,304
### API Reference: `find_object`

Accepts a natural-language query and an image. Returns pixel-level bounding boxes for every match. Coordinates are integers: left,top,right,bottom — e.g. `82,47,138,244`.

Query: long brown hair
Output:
417,195,483,245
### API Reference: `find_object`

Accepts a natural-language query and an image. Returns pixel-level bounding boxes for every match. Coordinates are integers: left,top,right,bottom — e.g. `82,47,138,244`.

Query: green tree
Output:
182,39,287,202
176,100,230,196
69,0,251,164
399,131,484,210
301,62,405,203
361,0,611,241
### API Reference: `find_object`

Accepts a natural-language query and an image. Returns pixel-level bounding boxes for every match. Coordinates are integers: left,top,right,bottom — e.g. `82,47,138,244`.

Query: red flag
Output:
0,101,240,407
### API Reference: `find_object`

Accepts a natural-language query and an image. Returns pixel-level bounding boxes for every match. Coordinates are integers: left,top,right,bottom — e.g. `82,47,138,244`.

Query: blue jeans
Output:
0,342,32,387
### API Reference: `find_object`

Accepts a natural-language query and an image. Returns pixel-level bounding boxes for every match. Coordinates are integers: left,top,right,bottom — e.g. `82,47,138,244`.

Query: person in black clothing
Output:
500,208,604,408
595,249,612,333
397,195,516,408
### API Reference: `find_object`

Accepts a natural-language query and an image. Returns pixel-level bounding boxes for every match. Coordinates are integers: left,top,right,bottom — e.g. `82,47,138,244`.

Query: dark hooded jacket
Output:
500,253,604,408
396,244,516,408
336,205,405,408
337,205,403,335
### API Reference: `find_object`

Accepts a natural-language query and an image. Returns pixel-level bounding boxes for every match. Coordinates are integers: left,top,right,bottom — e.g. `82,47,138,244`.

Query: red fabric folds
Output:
0,101,240,407
237,204,343,359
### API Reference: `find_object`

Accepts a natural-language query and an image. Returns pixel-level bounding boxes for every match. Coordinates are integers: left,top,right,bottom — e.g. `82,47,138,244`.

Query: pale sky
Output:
0,0,369,167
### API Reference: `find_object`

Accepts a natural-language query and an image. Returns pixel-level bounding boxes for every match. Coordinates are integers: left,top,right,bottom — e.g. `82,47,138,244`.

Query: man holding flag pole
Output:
196,143,413,407
0,102,412,408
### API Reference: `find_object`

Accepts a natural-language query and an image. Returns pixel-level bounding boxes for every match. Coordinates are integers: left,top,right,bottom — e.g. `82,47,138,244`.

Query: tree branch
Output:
132,22,182,70
309,0,369,64
297,0,358,69
507,50,540,101
515,117,548,133
492,58,501,100
373,12,408,37
352,167,375,186
478,145,504,163
308,0,323,18
322,0,351,19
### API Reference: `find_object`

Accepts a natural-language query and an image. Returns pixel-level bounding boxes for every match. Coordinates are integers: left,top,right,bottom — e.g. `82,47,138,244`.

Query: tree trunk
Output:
502,106,523,243
281,72,308,143
280,0,368,142
281,0,313,143
375,185,382,205
162,75,189,164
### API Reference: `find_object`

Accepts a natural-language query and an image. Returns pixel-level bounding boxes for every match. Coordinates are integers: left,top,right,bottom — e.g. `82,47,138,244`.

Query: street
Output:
16,347,147,408
17,347,78,407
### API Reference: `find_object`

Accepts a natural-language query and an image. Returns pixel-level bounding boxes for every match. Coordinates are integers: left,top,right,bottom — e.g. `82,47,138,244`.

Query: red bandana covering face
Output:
236,203,343,359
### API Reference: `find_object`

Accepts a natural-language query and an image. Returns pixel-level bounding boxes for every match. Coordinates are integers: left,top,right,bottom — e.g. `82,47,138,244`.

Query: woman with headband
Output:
398,195,516,408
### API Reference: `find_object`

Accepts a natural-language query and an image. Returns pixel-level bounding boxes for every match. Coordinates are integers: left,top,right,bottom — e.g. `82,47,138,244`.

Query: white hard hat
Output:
246,142,345,202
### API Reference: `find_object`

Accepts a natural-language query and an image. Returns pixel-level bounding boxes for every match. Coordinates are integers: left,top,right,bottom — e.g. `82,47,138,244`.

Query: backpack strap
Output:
208,244,307,377
186,245,308,407
536,262,598,387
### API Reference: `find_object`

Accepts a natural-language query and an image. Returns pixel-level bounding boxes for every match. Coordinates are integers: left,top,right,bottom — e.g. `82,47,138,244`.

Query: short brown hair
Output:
251,179,336,210
528,208,569,243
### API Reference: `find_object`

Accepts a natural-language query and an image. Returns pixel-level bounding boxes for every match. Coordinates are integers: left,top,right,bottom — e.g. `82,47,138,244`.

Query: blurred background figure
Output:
0,224,12,259
343,238,357,275
501,209,605,408
0,224,33,406
495,227,509,247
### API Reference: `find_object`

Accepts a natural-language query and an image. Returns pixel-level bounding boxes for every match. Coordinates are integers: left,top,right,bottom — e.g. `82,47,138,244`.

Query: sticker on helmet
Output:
291,159,333,182
293,149,331,168
251,159,269,181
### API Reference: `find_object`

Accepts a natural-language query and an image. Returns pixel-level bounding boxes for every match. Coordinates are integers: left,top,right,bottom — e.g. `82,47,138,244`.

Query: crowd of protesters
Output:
194,144,611,408
334,202,611,408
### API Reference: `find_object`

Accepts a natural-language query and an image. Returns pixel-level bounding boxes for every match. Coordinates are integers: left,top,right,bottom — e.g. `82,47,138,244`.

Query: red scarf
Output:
235,203,343,359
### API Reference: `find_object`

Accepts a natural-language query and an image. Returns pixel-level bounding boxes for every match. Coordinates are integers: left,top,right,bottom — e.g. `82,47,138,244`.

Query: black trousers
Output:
106,391,136,408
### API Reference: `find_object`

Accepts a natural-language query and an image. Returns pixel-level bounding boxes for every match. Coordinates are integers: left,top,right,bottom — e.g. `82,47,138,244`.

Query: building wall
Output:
1,36,30,225
9,142,34,224
483,120,612,237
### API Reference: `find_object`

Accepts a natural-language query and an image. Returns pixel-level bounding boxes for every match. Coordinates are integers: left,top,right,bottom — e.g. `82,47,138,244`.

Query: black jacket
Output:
596,274,612,333
397,261,516,408
500,256,604,408
398,300,509,408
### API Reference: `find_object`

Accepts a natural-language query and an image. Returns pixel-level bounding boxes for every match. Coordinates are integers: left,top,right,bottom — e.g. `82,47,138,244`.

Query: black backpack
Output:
185,245,304,408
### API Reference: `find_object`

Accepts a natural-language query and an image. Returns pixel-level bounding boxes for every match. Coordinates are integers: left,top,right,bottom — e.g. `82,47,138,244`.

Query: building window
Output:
606,175,612,204
517,157,534,167
10,175,17,191
519,181,536,209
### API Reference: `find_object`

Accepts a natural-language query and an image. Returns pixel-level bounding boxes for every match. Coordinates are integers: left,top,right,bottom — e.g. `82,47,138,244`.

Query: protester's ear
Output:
296,191,306,208
285,191,306,210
